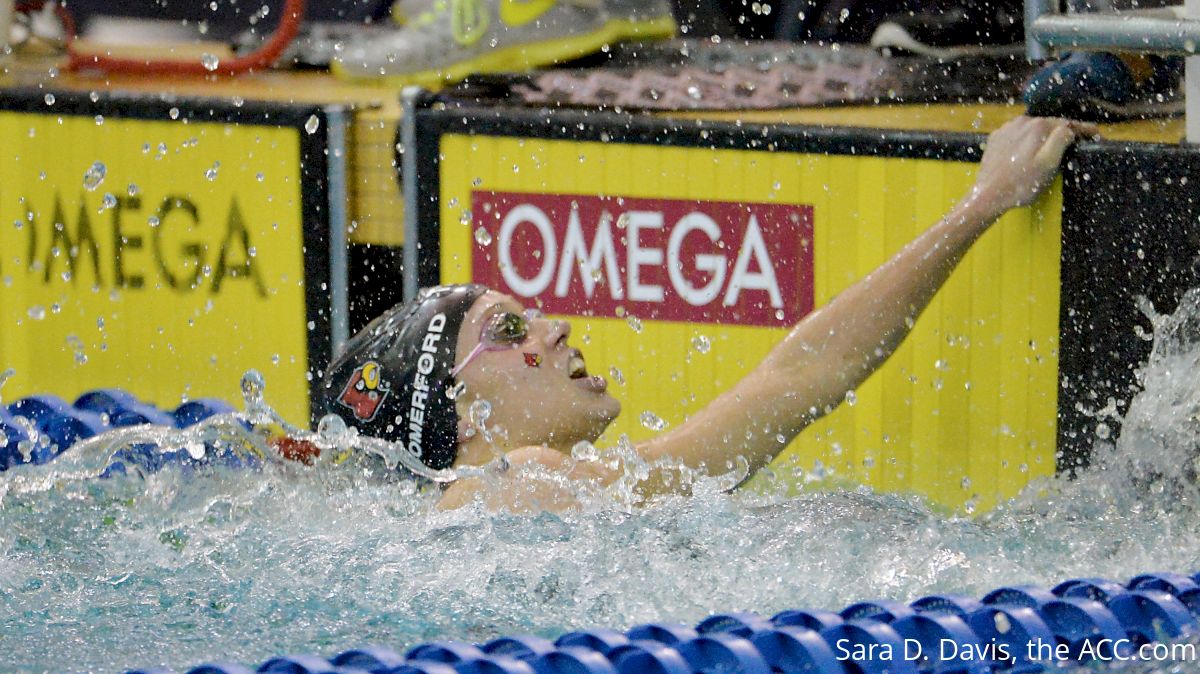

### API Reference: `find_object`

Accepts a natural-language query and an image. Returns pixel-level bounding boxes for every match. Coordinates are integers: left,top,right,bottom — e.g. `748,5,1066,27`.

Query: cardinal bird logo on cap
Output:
337,361,390,422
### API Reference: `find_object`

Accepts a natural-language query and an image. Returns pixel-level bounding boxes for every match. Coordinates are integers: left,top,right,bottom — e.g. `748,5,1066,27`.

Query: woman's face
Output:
452,290,621,453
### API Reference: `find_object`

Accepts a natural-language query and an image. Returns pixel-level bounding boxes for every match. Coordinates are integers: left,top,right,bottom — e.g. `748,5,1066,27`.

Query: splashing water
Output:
8,293,1200,671
640,410,668,431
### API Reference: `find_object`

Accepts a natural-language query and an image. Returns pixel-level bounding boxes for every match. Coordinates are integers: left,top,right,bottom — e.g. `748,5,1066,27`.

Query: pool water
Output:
5,291,1200,673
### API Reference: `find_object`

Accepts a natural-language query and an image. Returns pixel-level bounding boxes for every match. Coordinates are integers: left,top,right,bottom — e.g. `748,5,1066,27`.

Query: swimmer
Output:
319,116,1095,512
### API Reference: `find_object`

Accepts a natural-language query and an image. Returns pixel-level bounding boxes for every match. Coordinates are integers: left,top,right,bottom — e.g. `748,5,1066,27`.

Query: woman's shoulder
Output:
435,445,583,512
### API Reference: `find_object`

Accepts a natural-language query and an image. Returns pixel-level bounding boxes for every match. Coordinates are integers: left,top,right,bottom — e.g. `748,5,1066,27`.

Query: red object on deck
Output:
43,0,306,76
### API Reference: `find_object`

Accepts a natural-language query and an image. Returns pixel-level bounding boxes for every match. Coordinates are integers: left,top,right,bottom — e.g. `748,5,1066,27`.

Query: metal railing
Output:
1025,0,1199,140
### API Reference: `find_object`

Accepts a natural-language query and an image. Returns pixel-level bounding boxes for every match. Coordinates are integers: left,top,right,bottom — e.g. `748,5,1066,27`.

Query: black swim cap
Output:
319,284,488,471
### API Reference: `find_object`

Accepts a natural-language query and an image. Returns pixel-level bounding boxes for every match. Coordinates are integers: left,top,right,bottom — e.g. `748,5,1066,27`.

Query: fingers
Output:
1066,119,1100,139
1019,115,1100,140
1033,123,1075,170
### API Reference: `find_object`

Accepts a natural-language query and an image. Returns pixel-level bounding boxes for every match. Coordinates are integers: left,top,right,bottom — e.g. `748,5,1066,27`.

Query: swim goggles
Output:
450,308,542,377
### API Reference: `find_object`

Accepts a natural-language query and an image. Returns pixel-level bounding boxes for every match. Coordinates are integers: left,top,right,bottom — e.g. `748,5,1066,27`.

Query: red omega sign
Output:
470,192,815,327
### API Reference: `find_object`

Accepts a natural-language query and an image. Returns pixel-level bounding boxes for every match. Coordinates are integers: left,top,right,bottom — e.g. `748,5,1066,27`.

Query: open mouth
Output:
567,349,588,379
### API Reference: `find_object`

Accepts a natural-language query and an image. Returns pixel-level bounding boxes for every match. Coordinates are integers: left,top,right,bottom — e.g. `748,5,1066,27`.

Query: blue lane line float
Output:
608,640,692,674
554,630,629,655
749,626,843,673
964,605,1055,672
532,647,617,674
1052,577,1129,603
695,611,775,637
769,608,844,632
0,388,246,475
482,636,557,661
406,643,489,664
624,624,698,646
116,568,1200,674
909,594,983,618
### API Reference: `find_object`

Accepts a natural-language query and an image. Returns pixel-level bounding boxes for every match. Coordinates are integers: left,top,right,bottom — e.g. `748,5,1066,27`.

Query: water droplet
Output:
147,215,161,228
256,172,265,182
844,389,857,406
460,210,473,226
474,226,492,246
571,441,599,462
127,184,139,197
66,334,88,364
43,93,55,105
94,115,104,126
205,162,220,181
169,107,180,120
447,381,467,400
99,193,117,212
201,53,220,72
626,316,643,333
317,413,348,442
608,366,625,385
305,114,320,135
82,161,106,191
184,441,206,460
240,369,265,405
27,305,46,320
691,335,711,353
469,399,492,429
1096,422,1111,439
686,85,702,100
960,476,972,489
640,411,667,431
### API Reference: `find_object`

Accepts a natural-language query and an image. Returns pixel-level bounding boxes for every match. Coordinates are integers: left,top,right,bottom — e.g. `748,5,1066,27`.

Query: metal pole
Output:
400,87,422,303
325,105,350,355
1025,0,1054,61
1189,0,1200,142
1030,14,1200,54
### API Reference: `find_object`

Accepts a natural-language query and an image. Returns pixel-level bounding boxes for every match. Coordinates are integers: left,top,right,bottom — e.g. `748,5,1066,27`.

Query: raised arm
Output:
635,116,1092,491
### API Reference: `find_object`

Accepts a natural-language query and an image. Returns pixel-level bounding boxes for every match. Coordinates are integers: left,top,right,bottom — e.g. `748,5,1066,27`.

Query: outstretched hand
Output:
970,116,1098,218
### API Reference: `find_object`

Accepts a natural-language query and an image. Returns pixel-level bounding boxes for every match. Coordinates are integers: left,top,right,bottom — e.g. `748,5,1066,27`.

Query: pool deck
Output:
0,50,1187,251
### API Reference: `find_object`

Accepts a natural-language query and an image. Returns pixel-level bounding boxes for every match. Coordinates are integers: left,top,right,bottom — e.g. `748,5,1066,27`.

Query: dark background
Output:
61,0,960,42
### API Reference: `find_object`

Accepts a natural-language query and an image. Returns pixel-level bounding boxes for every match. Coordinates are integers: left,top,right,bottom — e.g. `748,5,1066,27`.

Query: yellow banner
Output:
438,133,1061,511
0,110,312,421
